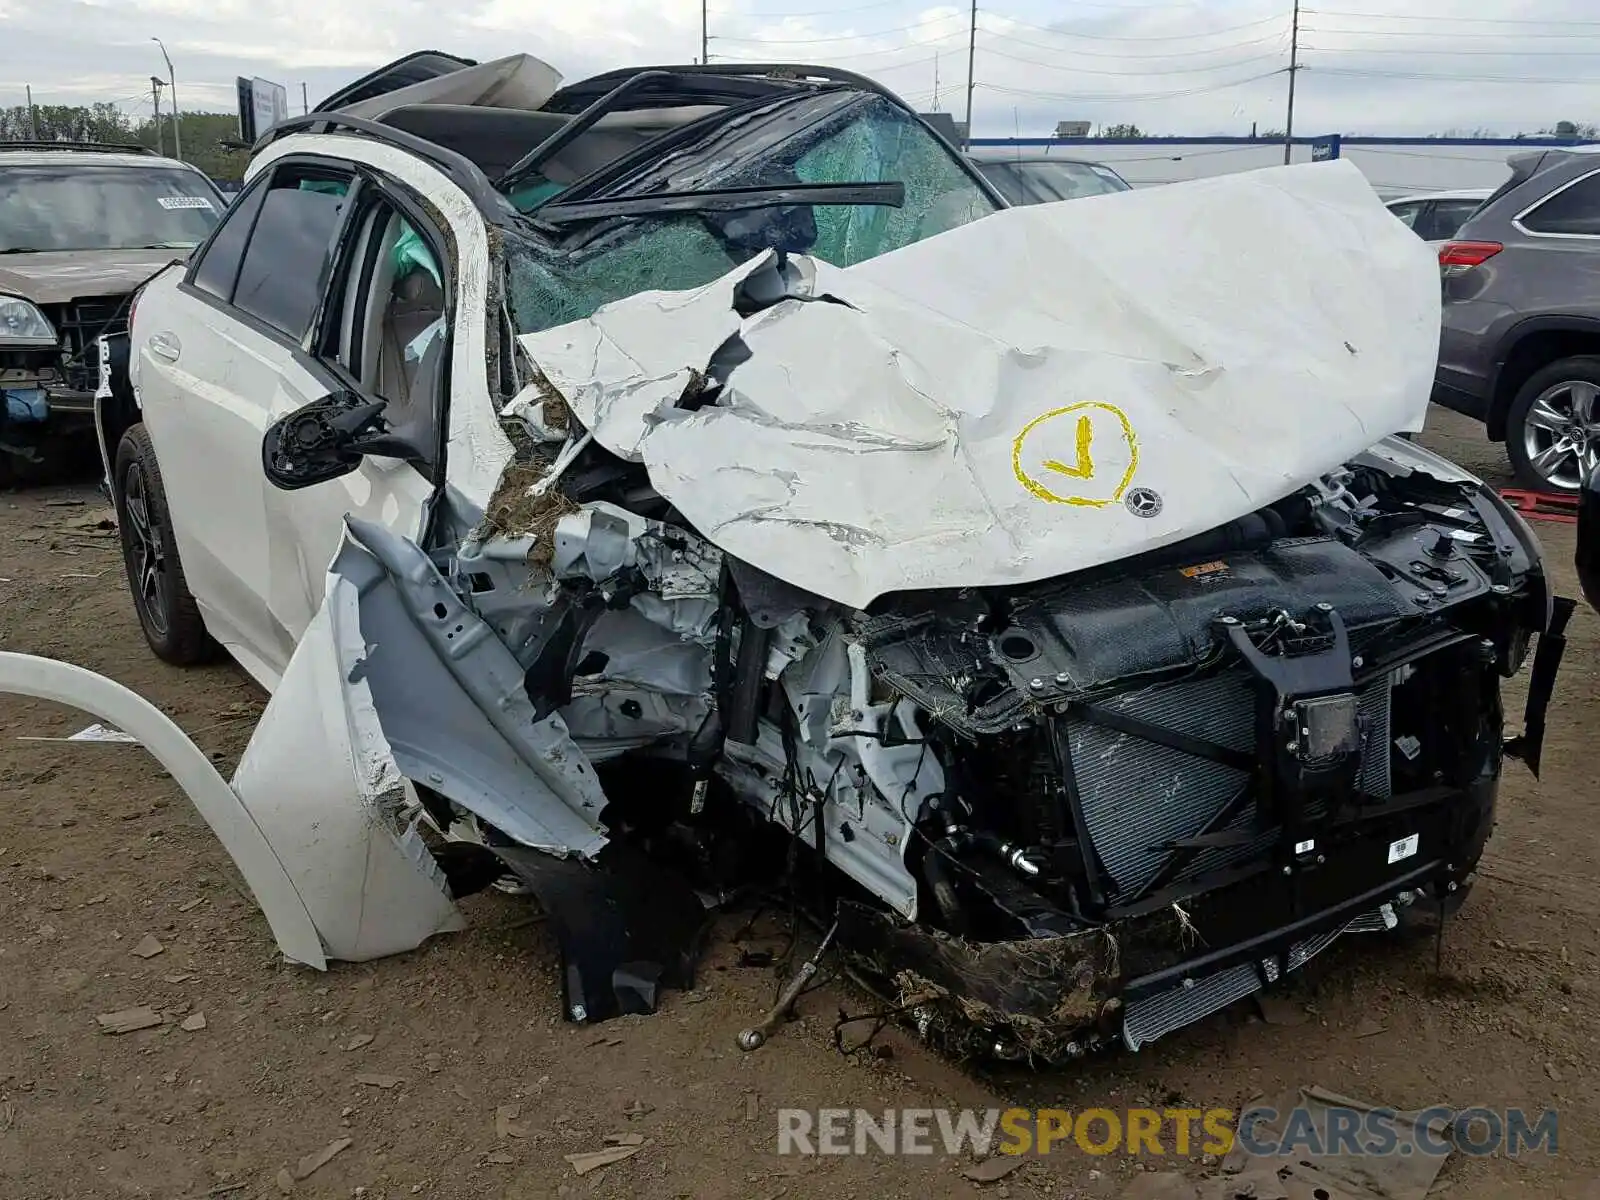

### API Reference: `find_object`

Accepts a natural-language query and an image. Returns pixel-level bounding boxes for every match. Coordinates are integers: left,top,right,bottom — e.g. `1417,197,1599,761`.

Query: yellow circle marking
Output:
1011,401,1140,507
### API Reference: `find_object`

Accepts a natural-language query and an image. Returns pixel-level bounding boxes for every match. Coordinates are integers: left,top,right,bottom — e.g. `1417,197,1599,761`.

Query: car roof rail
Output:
0,139,160,155
251,112,508,215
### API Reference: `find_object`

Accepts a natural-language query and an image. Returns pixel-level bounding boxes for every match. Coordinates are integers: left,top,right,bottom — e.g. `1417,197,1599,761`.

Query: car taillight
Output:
1438,240,1502,274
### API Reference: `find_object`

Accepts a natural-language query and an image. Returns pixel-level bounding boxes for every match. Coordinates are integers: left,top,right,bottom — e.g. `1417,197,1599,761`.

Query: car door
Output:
135,160,358,687
136,159,435,689
257,178,449,645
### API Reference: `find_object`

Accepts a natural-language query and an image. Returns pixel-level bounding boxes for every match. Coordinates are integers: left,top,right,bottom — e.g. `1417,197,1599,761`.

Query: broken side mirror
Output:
1579,461,1600,614
261,390,420,491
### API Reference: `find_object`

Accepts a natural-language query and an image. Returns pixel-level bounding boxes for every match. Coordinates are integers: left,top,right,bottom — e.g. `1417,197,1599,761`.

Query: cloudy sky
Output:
0,0,1596,137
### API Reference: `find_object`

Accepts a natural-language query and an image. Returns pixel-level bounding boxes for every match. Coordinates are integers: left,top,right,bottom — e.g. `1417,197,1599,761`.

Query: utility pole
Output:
301,82,309,116
963,0,976,147
24,84,36,139
701,0,708,65
932,54,940,111
150,77,166,156
152,37,181,162
1283,0,1301,165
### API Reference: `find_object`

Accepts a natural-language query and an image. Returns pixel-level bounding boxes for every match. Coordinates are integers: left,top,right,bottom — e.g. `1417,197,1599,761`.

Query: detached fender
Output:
0,651,327,969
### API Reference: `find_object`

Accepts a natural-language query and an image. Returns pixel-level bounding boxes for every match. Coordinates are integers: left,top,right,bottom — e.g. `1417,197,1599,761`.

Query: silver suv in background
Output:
967,154,1131,205
1433,147,1600,492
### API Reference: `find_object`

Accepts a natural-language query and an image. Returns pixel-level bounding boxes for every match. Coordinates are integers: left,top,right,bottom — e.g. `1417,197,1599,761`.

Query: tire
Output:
113,423,216,665
1505,356,1600,494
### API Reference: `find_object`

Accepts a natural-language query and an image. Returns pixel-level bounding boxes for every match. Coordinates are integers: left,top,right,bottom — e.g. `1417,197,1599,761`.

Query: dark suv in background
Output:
1433,147,1600,493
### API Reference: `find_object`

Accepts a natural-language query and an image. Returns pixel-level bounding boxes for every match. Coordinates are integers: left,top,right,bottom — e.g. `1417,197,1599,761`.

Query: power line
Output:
1301,25,1600,40
1312,65,1600,84
975,66,1286,102
711,12,966,43
1304,43,1600,55
978,45,1288,75
977,10,1290,42
1304,7,1600,25
713,35,966,63
972,26,1289,59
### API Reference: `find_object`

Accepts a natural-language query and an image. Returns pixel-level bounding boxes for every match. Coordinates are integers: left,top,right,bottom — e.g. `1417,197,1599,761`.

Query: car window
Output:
190,177,269,301
1521,171,1600,237
0,162,222,253
978,160,1128,205
231,166,354,339
1425,199,1484,241
1387,201,1423,230
326,197,446,471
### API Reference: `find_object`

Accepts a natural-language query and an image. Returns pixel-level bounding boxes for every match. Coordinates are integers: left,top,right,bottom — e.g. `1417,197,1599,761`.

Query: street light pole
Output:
152,37,181,162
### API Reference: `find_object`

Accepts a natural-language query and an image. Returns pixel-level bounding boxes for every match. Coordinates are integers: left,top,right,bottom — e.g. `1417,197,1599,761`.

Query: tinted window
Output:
232,168,354,339
191,179,268,300
1522,171,1600,236
1425,199,1483,241
1387,200,1423,230
0,163,223,253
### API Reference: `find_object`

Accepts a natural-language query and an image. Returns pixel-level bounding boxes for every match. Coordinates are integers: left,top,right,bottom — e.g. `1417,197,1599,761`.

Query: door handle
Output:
148,333,181,363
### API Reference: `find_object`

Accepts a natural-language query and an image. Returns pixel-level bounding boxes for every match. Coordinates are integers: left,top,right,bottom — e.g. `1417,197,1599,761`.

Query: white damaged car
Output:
35,51,1572,1059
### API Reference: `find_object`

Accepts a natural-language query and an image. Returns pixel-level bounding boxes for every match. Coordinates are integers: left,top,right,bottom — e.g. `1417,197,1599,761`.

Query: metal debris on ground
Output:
564,1143,646,1175
294,1136,353,1180
95,1006,163,1033
737,917,838,1052
962,1155,1027,1183
130,934,165,958
495,1105,530,1139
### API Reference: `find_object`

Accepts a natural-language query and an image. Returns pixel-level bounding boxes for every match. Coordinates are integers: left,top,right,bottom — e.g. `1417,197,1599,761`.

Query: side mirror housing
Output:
261,391,418,491
1579,462,1600,614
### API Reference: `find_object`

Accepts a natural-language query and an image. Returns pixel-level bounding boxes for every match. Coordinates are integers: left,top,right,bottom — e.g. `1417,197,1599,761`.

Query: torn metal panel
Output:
334,518,611,858
515,161,1440,609
0,652,326,969
231,601,465,961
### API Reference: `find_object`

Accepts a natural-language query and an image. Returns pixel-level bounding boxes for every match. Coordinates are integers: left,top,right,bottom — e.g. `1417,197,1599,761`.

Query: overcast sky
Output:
1,0,1596,137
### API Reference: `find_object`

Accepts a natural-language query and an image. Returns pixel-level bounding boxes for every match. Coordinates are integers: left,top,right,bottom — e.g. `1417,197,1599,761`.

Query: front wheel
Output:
113,423,216,665
1506,356,1600,493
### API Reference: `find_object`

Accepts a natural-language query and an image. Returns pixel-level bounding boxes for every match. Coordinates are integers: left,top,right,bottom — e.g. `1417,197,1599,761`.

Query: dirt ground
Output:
2,409,1596,1200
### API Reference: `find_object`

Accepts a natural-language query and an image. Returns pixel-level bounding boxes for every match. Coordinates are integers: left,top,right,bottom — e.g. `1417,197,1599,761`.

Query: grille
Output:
1067,668,1392,900
1121,903,1396,1050
41,294,130,392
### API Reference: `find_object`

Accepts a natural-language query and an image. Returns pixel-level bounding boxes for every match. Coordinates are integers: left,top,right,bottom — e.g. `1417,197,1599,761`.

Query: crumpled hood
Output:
514,159,1440,610
0,248,186,305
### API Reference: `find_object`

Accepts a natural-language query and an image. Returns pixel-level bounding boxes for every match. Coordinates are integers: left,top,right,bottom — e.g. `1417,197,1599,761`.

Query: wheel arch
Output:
1487,317,1600,441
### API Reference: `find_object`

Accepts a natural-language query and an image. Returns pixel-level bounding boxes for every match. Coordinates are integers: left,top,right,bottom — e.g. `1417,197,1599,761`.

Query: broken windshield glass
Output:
506,93,997,335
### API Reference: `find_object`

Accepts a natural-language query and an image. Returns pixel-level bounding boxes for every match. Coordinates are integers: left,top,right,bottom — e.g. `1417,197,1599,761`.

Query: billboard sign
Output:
237,76,290,143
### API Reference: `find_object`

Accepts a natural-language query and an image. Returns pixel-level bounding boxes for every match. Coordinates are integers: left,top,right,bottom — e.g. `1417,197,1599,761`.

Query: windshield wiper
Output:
0,247,43,254
132,241,199,250
533,181,905,226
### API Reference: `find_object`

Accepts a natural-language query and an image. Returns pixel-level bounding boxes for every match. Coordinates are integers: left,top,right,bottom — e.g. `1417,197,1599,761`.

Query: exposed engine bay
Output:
382,418,1565,1060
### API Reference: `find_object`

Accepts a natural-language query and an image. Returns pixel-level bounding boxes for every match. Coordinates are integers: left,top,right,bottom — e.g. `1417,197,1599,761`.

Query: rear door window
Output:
190,177,268,300
1424,199,1484,241
230,166,355,339
1520,170,1600,237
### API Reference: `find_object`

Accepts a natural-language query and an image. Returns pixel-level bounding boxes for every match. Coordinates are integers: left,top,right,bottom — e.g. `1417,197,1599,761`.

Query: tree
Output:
1,104,251,180
1096,123,1144,139
1257,128,1286,140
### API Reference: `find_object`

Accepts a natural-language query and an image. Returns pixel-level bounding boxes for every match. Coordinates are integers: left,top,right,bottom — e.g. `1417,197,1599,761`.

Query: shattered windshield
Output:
507,94,998,334
0,164,223,252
